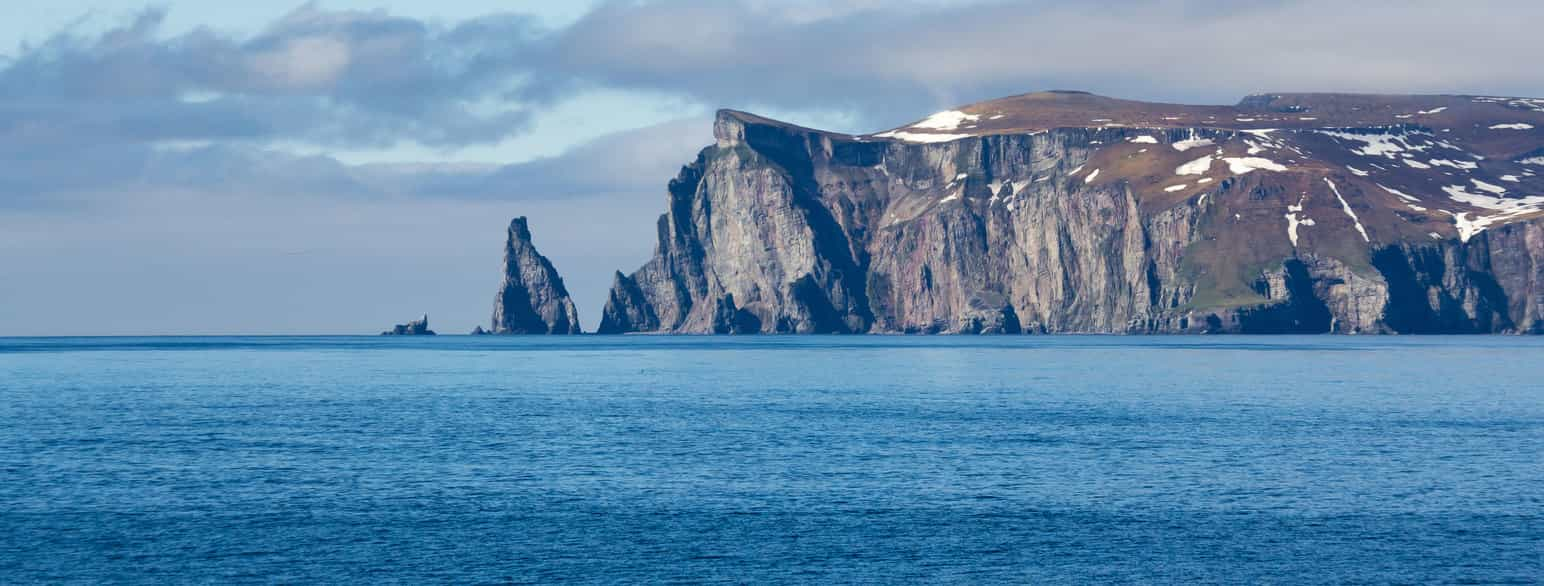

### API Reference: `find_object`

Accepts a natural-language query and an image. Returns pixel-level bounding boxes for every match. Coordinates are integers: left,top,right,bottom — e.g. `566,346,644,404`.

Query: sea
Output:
1,335,1541,584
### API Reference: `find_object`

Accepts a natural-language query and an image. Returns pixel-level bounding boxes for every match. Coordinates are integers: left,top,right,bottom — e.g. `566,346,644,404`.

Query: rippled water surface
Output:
2,336,1542,583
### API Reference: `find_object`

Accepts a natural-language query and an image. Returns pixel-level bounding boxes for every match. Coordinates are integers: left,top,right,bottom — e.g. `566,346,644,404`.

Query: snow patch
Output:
1500,175,1521,183
1489,123,1535,130
1285,194,1315,247
1223,157,1287,174
1428,159,1478,170
1346,166,1370,177
1438,184,1544,241
1379,184,1420,203
1417,107,1448,115
1129,135,1159,144
914,110,981,131
1176,155,1215,175
1085,169,1101,184
1197,177,1214,184
1316,130,1430,158
1164,184,1188,193
1471,179,1507,195
1171,136,1215,152
1403,159,1432,170
872,131,972,143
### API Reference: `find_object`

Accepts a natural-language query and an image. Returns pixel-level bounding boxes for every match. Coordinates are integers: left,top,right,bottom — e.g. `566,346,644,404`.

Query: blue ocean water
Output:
1,336,1541,584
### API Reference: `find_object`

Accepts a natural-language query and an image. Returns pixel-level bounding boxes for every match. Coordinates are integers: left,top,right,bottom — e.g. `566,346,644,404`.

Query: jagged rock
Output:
490,217,582,334
602,91,1544,334
382,315,436,336
469,325,490,336
597,271,657,334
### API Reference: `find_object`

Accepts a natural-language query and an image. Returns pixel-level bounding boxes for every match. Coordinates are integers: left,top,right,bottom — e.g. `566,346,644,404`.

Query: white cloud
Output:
248,35,353,90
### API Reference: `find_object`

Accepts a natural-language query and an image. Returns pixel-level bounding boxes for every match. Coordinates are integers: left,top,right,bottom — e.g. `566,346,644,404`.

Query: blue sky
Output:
3,0,1544,335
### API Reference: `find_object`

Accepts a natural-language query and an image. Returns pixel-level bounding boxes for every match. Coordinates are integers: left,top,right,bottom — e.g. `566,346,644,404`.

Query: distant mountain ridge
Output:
580,90,1544,333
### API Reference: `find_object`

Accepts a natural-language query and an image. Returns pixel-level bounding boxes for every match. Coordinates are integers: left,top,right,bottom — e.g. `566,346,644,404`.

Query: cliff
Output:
599,91,1544,334
490,217,583,334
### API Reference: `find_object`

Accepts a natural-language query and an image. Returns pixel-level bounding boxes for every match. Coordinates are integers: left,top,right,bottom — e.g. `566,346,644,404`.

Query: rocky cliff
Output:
599,91,1544,334
491,217,582,334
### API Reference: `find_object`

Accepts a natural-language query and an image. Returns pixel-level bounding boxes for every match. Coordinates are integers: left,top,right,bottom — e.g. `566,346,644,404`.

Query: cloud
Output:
7,0,1543,164
0,114,711,207
376,116,714,199
521,0,1544,126
248,35,353,89
0,4,542,150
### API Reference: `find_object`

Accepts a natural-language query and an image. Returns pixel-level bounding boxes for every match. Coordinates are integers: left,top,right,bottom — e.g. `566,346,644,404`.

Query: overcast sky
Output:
4,0,1544,335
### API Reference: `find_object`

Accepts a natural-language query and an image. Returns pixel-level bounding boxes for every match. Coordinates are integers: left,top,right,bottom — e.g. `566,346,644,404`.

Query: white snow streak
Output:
1471,179,1507,195
1285,195,1315,247
1325,179,1370,242
1428,159,1478,170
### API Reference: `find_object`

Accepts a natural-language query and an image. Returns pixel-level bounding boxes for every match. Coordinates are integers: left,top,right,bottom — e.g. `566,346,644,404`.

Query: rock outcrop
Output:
490,217,582,334
599,91,1544,334
382,315,436,336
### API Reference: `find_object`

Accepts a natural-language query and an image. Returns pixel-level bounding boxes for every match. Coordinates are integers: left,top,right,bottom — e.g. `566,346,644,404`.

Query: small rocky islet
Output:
381,315,435,336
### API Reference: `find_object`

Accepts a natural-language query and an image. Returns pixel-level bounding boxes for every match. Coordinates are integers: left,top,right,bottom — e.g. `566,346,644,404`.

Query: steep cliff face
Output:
600,92,1544,334
491,217,582,335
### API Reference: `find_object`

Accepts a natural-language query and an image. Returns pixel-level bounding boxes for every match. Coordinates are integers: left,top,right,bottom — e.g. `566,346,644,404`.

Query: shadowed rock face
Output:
491,217,582,335
599,92,1544,334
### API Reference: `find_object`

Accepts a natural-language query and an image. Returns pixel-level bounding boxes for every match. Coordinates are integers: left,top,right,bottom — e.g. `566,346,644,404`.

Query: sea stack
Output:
382,315,436,336
490,217,583,334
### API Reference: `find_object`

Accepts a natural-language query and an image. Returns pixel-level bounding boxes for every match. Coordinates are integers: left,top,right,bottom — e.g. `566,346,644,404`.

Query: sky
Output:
4,0,1544,335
